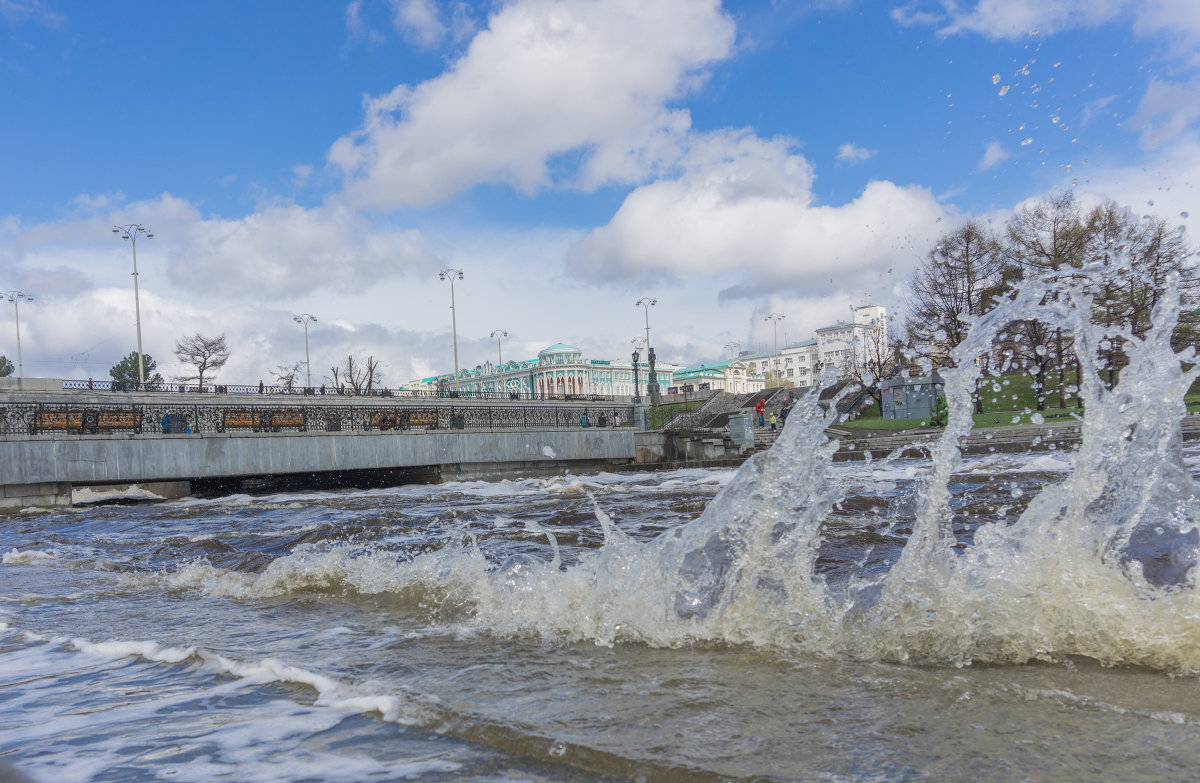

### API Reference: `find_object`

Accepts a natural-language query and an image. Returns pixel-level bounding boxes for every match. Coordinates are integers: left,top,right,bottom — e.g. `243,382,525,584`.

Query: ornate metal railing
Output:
0,401,637,437
59,379,615,403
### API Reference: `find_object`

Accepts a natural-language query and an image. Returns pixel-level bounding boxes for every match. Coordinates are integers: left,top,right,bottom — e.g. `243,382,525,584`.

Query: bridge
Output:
0,381,651,510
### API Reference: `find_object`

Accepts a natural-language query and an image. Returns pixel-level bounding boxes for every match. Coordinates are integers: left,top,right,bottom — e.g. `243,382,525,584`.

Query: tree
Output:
110,351,164,388
0,355,12,377
846,326,902,416
1000,193,1091,410
326,355,382,394
173,333,230,390
905,219,1005,371
271,361,305,392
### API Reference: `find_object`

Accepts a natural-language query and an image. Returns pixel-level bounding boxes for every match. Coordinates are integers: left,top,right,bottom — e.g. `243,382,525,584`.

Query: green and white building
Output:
407,343,677,400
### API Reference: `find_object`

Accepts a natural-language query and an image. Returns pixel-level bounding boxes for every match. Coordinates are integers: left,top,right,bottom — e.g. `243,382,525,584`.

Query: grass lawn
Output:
648,398,707,429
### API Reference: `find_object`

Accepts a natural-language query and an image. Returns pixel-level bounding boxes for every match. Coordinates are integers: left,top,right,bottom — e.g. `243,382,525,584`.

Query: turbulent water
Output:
5,274,1200,782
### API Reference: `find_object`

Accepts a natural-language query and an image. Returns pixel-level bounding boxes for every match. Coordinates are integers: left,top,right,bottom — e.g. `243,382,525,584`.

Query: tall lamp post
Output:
4,291,32,379
112,224,153,385
439,268,465,394
724,341,739,359
635,297,658,401
490,329,507,397
293,314,318,388
765,313,785,383
630,336,645,404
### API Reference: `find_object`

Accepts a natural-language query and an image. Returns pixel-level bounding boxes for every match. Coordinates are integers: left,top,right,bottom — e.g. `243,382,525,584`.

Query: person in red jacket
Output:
755,398,766,428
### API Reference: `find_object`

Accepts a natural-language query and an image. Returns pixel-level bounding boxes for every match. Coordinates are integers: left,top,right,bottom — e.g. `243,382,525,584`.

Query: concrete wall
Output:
0,428,635,509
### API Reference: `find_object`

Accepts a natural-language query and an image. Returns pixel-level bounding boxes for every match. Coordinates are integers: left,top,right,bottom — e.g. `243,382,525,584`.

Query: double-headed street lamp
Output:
635,297,658,400
724,341,740,359
439,268,465,393
490,329,507,366
4,290,32,379
112,224,153,385
293,314,318,388
490,329,508,397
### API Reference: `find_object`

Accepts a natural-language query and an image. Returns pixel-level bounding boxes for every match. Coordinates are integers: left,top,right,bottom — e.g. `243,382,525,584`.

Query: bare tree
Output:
846,322,901,416
905,220,1005,369
173,333,230,390
272,361,305,392
326,355,383,394
1001,193,1092,409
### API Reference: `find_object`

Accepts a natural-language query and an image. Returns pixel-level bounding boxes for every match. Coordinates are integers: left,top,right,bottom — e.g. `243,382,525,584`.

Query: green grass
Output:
648,398,707,429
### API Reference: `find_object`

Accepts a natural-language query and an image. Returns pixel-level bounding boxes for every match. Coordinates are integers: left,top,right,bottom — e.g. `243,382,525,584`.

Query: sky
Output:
2,0,1199,386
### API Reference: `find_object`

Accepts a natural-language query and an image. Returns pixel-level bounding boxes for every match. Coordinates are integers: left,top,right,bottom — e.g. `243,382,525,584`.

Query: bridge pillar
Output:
0,481,72,512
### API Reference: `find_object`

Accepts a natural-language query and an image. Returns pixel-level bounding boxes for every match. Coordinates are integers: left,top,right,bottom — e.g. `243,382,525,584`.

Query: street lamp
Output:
4,291,32,379
113,223,153,385
490,329,507,367
765,313,785,385
293,314,317,388
635,297,657,399
724,341,739,359
439,268,464,394
630,336,645,404
490,329,507,397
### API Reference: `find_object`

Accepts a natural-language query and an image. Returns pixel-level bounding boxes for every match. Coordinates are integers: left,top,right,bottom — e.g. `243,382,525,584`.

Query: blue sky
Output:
2,0,1199,385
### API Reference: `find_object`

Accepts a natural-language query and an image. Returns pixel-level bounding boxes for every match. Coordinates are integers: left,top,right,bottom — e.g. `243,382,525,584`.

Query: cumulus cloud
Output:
170,203,434,298
1129,78,1200,149
388,0,446,47
566,129,947,298
329,0,736,207
836,143,878,165
892,0,1200,55
979,139,1009,170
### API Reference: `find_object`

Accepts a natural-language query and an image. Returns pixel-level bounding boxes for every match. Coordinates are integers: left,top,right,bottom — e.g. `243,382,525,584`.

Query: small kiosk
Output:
880,375,945,420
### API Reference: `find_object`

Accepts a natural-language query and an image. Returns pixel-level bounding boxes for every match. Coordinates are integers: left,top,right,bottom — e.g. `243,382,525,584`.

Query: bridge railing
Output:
60,379,614,403
0,401,637,437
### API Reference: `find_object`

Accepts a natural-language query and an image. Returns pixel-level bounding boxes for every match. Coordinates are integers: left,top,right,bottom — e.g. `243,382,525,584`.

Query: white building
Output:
670,359,765,395
739,305,887,388
407,343,677,400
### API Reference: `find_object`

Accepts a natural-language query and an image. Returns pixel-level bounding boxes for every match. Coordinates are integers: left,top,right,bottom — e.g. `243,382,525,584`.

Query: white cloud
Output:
892,0,1200,54
388,0,446,48
329,0,736,208
836,142,878,165
567,129,947,300
1129,78,1200,149
979,139,1009,170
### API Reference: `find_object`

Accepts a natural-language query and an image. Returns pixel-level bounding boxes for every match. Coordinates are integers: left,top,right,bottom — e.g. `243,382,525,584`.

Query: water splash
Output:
132,272,1200,669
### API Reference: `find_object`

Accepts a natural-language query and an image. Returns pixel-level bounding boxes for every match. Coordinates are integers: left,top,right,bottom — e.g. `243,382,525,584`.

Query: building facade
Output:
739,305,887,388
670,359,765,395
408,343,677,400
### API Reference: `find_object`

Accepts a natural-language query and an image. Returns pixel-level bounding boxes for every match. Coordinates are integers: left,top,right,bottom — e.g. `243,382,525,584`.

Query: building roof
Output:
538,342,582,357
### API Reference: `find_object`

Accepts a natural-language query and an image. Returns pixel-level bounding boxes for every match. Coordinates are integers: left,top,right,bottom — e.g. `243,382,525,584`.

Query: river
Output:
5,275,1200,781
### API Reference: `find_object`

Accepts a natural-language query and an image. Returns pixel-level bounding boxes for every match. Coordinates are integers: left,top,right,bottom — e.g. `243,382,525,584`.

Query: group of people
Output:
754,396,793,432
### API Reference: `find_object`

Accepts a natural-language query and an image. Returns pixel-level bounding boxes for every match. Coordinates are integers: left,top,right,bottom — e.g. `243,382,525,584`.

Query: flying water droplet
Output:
1021,138,1033,146
992,73,1001,85
1181,211,1190,219
998,85,1011,96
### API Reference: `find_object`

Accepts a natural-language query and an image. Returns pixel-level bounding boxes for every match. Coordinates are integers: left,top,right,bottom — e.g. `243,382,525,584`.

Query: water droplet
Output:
1053,61,1061,68
549,742,567,758
1181,211,1190,219
992,73,1001,85
1031,413,1045,425
1148,200,1155,206
1051,115,1060,124
1021,138,1033,146
998,85,1010,96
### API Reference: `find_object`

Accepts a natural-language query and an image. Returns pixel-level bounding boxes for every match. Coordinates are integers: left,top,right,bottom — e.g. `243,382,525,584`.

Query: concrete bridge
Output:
0,384,657,510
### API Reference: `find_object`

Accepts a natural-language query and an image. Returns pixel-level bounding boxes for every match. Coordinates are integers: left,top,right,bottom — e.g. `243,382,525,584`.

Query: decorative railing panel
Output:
0,401,636,438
